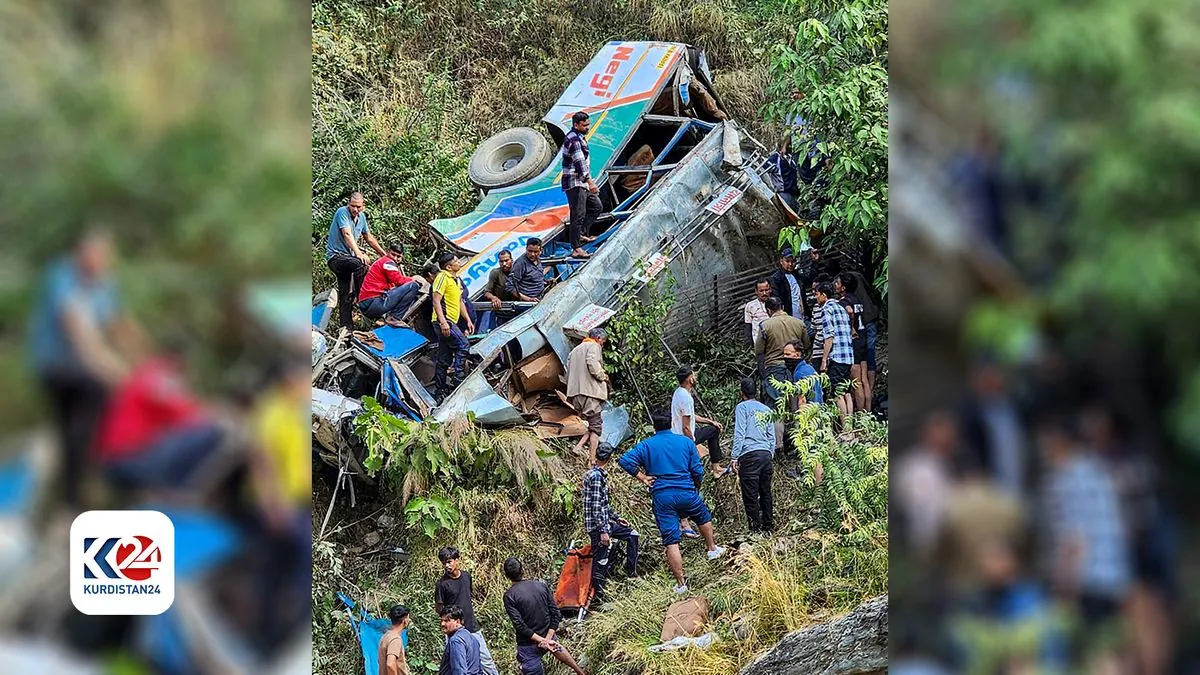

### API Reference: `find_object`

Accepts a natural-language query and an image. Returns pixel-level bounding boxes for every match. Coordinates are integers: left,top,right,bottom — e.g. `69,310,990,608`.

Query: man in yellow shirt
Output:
250,359,311,650
432,252,474,401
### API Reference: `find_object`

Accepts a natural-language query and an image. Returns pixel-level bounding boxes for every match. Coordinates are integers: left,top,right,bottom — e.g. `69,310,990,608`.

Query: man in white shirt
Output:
672,366,728,478
743,279,772,346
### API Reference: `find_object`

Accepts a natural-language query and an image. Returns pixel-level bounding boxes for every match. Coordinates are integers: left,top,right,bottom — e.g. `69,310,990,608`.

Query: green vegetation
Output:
0,0,309,429
313,1,889,673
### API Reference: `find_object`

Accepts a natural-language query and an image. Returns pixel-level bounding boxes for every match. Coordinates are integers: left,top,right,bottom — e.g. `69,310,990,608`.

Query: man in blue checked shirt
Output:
582,442,639,605
562,111,601,259
814,280,855,422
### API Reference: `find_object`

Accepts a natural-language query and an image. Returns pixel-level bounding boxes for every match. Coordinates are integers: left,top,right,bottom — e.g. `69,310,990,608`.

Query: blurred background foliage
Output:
0,0,311,431
311,0,887,289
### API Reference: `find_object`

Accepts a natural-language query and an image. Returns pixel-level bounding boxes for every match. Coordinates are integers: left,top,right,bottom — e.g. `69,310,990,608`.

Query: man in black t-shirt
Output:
501,557,587,675
434,547,499,675
836,273,871,413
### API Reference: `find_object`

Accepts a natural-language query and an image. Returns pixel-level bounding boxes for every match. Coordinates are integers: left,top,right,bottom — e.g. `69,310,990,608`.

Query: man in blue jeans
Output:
617,410,725,594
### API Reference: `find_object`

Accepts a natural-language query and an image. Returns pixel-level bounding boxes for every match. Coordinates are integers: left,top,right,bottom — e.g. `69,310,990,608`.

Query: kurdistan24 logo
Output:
72,511,175,614
82,535,162,582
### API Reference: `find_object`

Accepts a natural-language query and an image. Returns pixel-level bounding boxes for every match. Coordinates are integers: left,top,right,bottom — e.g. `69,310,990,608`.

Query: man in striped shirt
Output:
815,281,855,422
562,111,601,259
809,274,830,367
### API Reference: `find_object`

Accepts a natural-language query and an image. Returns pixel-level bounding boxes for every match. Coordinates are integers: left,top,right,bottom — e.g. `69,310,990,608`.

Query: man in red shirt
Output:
93,343,223,492
357,242,420,323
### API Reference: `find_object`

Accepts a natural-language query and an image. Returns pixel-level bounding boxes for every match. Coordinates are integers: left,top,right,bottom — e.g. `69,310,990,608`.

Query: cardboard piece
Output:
514,349,564,394
660,597,710,642
534,403,587,439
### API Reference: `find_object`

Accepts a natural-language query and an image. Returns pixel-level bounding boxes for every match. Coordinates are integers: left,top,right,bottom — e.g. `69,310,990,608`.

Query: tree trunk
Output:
739,595,888,675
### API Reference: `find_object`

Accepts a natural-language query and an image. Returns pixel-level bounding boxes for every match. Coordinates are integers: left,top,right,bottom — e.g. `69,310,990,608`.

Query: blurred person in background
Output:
92,339,228,499
357,241,420,324
1080,404,1175,674
1035,414,1131,665
896,411,958,560
946,536,1068,673
324,191,388,331
249,358,312,652
959,359,1027,498
29,230,146,511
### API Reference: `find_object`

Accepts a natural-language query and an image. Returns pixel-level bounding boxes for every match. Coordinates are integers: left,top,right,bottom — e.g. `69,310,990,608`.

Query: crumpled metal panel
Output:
312,388,362,454
442,123,765,421
431,370,527,427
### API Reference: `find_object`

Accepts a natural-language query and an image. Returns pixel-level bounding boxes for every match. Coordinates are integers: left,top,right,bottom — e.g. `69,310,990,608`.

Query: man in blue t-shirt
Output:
324,192,388,330
30,230,146,508
617,410,725,594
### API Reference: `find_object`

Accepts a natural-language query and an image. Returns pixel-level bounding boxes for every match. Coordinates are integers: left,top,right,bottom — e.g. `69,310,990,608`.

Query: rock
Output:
377,514,395,529
738,595,887,675
363,531,382,548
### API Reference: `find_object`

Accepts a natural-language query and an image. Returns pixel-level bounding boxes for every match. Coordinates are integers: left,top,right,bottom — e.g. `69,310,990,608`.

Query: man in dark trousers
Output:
357,241,420,323
561,111,601,259
582,442,640,606
324,192,388,329
731,378,777,533
432,252,474,400
768,246,806,323
434,547,499,675
439,606,482,675
501,557,587,675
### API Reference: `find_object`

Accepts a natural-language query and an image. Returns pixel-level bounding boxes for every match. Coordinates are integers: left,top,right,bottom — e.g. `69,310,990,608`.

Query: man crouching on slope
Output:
617,409,726,594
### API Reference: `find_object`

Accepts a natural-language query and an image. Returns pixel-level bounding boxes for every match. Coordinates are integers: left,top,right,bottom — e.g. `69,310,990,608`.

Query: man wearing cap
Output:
566,327,610,464
769,247,806,323
357,242,421,323
325,192,388,330
583,442,639,606
432,252,474,400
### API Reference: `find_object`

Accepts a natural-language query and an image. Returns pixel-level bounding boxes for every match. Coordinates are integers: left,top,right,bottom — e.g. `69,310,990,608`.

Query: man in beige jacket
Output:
566,327,610,463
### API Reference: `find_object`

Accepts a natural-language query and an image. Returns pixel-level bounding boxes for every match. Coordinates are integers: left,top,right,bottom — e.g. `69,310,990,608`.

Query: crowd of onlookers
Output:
892,352,1176,673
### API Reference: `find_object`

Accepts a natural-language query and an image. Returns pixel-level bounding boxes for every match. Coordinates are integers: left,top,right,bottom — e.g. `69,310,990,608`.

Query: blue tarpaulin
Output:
361,326,428,361
0,454,35,515
380,361,422,421
338,592,409,675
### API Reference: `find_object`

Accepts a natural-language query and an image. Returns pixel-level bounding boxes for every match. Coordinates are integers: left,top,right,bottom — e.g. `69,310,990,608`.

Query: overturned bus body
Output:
312,42,793,476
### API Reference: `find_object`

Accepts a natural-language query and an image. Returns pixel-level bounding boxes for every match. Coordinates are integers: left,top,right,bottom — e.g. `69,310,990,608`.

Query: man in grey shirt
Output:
731,377,777,533
506,238,549,302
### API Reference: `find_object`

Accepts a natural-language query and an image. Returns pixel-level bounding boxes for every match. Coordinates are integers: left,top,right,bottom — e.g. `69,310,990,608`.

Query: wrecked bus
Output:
312,41,791,479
